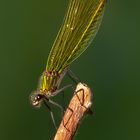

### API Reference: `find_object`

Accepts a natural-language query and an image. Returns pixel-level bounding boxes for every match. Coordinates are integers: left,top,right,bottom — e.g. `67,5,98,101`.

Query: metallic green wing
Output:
46,0,106,73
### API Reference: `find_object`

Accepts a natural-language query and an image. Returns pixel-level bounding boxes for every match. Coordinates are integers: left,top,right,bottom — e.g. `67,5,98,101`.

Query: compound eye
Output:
37,94,43,100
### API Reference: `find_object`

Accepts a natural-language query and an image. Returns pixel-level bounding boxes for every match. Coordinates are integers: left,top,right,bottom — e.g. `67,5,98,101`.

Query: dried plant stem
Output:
53,82,93,140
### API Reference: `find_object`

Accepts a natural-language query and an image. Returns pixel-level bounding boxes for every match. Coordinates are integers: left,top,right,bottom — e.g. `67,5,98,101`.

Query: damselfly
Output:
30,0,106,108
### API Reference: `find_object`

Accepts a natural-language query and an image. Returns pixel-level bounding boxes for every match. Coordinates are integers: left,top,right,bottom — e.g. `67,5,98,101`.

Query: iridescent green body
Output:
32,0,106,106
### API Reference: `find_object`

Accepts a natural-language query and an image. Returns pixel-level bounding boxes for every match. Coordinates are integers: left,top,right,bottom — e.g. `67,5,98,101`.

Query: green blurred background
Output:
0,0,140,140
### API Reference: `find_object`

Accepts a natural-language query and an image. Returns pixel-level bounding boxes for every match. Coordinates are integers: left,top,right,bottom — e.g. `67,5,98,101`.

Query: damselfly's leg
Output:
52,84,74,111
43,84,72,118
44,96,65,118
43,100,57,129
52,84,72,96
67,69,80,84
43,84,76,128
61,91,66,111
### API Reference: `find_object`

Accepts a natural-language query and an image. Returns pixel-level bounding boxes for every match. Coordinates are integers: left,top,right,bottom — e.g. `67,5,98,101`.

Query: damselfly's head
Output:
30,91,43,107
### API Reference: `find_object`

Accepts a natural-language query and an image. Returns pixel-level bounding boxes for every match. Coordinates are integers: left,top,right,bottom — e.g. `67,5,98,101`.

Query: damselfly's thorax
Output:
39,70,60,93
30,69,68,107
39,69,67,95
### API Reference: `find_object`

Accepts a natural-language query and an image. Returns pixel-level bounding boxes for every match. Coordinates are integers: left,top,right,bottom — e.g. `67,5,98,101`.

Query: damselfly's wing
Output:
46,0,106,73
